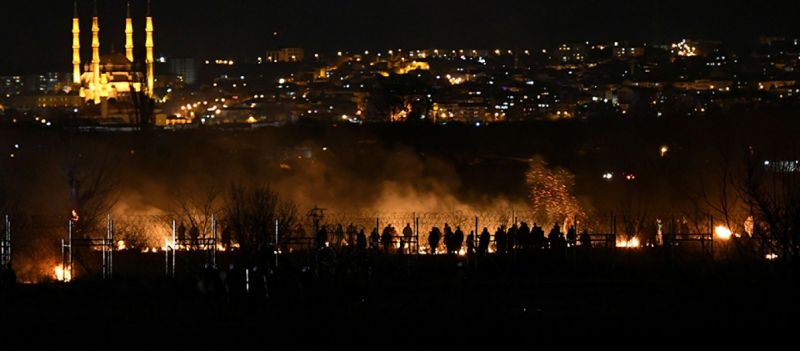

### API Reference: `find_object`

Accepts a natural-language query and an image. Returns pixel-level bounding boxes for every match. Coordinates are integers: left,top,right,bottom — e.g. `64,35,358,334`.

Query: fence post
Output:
67,219,73,281
211,215,217,267
415,215,420,254
109,215,114,279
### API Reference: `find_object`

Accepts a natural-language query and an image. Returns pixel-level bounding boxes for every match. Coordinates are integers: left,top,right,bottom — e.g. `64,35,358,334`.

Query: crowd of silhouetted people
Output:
300,221,605,256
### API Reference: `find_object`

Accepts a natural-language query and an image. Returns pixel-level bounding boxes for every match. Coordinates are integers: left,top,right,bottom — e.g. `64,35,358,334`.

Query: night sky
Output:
1,0,797,74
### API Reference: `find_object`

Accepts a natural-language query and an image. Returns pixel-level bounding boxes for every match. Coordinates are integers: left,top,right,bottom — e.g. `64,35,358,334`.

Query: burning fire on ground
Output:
54,264,72,282
616,237,641,248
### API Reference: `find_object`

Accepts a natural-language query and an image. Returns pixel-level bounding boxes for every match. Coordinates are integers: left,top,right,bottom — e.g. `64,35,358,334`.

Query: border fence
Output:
0,211,723,282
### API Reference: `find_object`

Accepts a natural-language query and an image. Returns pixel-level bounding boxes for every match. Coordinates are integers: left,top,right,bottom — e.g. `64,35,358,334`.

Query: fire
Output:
526,157,586,226
54,264,72,282
766,253,779,261
616,237,641,248
714,226,733,240
116,240,127,251
162,238,174,252
71,209,80,222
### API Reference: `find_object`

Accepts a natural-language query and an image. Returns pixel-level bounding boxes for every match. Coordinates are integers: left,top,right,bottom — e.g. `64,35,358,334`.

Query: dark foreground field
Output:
1,251,798,346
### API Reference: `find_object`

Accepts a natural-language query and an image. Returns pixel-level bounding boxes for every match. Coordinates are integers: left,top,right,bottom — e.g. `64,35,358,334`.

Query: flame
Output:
766,253,779,261
161,238,178,252
616,237,641,248
116,240,127,251
54,264,72,282
714,226,732,241
71,209,80,222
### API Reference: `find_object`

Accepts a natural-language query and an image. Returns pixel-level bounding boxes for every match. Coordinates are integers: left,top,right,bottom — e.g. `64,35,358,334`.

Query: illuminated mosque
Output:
72,0,155,119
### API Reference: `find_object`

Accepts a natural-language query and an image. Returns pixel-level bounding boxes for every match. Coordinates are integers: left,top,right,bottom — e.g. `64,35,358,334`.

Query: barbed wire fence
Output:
3,210,720,281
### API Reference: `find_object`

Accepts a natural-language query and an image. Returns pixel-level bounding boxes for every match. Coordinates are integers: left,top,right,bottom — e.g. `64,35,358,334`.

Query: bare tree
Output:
738,150,800,266
114,218,149,250
65,152,119,238
222,183,297,261
685,147,747,232
170,186,222,240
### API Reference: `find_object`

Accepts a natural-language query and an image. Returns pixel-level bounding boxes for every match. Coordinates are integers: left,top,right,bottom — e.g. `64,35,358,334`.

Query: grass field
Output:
1,250,797,346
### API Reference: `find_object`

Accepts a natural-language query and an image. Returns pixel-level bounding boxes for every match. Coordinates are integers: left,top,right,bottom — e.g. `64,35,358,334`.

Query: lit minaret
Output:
91,0,101,86
145,0,155,97
125,0,134,63
72,1,81,84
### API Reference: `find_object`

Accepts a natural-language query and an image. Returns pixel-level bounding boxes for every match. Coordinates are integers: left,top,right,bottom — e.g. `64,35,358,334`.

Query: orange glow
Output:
54,264,72,282
616,237,641,248
714,226,732,241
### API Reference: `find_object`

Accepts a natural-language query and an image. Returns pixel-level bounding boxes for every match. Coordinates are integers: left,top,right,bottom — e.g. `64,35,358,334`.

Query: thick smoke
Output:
2,129,534,281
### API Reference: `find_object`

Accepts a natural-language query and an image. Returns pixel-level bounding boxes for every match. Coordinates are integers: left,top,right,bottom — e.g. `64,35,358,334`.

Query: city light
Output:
660,145,669,157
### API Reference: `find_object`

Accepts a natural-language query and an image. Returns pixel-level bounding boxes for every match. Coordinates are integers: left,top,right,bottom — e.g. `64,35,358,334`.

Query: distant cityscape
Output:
1,3,800,128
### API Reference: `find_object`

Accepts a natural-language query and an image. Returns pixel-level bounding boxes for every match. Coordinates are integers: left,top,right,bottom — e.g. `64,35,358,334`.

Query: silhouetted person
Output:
346,224,358,246
518,222,531,250
507,224,518,252
466,231,476,254
249,266,268,299
444,224,455,254
679,219,690,236
579,229,592,248
494,226,507,254
201,264,225,301
221,225,232,251
429,227,442,254
334,224,345,247
454,227,465,254
567,225,577,248
356,229,367,252
401,223,414,254
225,263,244,300
177,222,187,247
646,221,658,248
369,228,380,251
479,227,491,255
189,225,200,250
478,227,492,255
663,223,673,248
381,225,393,254
532,223,545,250
548,223,561,250
317,226,329,249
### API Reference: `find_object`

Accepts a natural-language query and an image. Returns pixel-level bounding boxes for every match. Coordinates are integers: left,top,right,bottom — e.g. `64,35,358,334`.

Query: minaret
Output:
91,0,101,87
72,1,81,84
145,0,155,97
125,0,134,63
